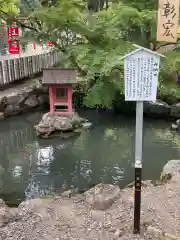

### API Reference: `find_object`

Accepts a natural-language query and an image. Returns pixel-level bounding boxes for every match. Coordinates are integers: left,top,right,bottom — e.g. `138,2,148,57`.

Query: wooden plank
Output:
39,54,42,70
32,55,36,73
36,54,40,71
4,60,9,84
45,53,48,68
54,102,68,106
19,57,24,78
29,56,33,76
10,59,15,82
27,56,31,76
7,60,12,82
157,0,180,42
13,59,18,80
16,58,20,80
23,57,28,77
0,61,4,85
42,68,77,84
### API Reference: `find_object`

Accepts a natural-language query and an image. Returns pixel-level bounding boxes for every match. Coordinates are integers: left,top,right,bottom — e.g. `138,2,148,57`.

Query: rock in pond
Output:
170,103,180,118
0,199,18,227
144,99,170,117
160,160,180,183
171,119,180,130
34,112,92,138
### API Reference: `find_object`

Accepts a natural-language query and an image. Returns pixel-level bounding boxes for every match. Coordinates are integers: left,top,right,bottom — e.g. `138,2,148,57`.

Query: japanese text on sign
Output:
156,0,180,42
8,40,20,54
8,27,19,38
124,51,160,101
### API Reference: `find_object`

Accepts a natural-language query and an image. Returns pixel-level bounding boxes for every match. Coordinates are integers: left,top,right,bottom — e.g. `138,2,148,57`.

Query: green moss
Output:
39,195,54,200
158,82,180,105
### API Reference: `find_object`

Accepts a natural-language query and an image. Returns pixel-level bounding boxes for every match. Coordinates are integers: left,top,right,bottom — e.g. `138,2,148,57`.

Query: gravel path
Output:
0,161,180,239
0,180,179,240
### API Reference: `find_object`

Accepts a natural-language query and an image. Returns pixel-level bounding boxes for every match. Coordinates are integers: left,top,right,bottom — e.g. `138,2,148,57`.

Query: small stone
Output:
61,190,73,198
147,226,163,238
114,229,123,239
160,160,180,183
164,233,177,240
0,112,4,120
81,122,92,130
0,96,7,112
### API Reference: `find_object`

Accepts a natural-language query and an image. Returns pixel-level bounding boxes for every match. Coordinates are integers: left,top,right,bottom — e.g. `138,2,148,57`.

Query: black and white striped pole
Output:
133,101,143,234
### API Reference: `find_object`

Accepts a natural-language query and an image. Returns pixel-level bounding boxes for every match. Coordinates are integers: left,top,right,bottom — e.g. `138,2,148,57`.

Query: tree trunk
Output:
105,0,109,10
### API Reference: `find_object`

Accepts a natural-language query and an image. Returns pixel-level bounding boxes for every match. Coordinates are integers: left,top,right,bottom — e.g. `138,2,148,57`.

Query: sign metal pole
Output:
122,45,164,234
133,101,143,234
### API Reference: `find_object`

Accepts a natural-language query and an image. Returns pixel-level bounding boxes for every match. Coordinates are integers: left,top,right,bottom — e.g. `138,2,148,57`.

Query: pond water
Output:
0,109,180,205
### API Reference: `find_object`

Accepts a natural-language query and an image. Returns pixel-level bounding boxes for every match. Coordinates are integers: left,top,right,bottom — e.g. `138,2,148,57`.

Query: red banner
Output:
48,41,53,46
8,27,19,38
8,40,20,54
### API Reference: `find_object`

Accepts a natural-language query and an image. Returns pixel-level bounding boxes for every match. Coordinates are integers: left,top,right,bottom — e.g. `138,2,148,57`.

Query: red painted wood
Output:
49,84,73,116
49,86,54,114
67,85,72,115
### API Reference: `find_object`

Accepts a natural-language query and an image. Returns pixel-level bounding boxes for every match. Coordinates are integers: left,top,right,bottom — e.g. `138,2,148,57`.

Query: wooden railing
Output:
0,51,60,85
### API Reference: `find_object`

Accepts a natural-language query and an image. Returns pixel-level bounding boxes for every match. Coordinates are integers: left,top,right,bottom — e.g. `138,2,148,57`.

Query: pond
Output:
0,109,180,205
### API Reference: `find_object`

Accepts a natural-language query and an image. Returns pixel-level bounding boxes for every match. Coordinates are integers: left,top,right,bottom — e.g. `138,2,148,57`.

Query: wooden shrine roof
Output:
42,68,78,84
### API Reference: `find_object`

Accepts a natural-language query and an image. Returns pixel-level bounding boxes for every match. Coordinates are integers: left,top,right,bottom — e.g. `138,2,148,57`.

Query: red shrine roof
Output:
42,68,78,84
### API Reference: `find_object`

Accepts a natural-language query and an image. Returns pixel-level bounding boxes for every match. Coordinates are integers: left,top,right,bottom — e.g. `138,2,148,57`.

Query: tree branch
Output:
155,42,178,51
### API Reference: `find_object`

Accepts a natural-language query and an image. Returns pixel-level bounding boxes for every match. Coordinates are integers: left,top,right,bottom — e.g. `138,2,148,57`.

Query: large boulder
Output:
0,199,8,227
4,104,22,117
0,199,18,227
6,93,26,106
18,198,51,219
83,183,121,210
34,112,91,138
24,95,38,108
37,94,49,106
160,160,180,183
144,100,170,117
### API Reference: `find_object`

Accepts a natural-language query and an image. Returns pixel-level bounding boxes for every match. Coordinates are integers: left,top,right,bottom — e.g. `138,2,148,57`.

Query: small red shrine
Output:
42,68,77,116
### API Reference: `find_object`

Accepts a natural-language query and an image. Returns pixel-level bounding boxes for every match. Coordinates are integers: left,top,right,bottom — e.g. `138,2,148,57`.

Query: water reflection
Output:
0,111,180,204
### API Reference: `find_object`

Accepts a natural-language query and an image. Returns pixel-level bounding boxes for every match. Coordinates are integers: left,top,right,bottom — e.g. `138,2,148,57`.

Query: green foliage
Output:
1,0,180,108
0,0,19,19
158,83,180,104
120,0,156,11
157,49,180,104
160,50,180,82
40,195,54,199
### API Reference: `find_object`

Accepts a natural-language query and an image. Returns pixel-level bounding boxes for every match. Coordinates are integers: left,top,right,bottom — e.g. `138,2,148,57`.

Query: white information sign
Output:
124,49,161,101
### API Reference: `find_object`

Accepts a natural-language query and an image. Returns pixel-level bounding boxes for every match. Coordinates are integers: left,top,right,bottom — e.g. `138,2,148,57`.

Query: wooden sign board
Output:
156,0,180,42
122,46,164,101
